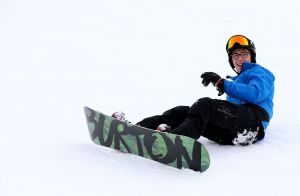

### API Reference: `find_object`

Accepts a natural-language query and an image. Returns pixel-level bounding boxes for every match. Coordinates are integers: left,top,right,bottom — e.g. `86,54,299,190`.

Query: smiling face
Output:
231,48,252,73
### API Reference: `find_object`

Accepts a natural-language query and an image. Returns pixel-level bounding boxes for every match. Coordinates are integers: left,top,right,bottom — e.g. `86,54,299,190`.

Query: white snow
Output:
1,0,300,195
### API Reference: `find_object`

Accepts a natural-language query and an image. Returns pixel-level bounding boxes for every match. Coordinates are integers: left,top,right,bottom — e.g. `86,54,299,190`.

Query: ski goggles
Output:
227,35,250,51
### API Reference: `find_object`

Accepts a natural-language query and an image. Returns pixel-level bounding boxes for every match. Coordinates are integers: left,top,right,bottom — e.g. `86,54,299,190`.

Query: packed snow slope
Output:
1,0,300,195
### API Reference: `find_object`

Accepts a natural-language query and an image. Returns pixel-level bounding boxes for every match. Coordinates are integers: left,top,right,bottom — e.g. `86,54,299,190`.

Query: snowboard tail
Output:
84,106,210,172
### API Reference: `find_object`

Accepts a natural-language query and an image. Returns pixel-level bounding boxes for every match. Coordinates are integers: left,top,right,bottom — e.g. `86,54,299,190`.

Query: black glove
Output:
200,72,225,96
201,72,221,86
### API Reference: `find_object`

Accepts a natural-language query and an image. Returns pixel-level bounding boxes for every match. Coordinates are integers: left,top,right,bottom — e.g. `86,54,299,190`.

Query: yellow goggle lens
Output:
227,35,249,50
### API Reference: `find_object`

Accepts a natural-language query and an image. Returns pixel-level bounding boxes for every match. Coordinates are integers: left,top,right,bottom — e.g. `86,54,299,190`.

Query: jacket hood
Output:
242,62,275,81
227,62,275,82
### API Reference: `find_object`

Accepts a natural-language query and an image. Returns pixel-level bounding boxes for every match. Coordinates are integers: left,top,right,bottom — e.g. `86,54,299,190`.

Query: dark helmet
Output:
226,35,256,72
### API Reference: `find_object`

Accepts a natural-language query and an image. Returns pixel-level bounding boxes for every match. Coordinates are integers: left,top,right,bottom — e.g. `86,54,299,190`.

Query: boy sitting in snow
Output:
113,35,275,145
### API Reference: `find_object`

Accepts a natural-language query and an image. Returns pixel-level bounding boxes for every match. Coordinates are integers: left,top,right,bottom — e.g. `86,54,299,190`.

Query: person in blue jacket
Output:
131,35,275,145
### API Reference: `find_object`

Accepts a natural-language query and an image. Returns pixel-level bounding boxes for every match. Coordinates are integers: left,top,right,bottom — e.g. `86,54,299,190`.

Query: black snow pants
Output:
137,97,269,145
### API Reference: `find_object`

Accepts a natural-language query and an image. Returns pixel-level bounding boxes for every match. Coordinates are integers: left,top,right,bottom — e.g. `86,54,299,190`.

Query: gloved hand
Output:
201,72,221,86
200,72,225,96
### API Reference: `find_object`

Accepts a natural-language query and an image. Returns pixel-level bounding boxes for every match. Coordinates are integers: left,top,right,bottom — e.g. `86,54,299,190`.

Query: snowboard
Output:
84,106,210,172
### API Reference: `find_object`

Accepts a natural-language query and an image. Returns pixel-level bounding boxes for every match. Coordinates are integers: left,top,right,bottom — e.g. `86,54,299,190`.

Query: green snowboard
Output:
84,107,210,172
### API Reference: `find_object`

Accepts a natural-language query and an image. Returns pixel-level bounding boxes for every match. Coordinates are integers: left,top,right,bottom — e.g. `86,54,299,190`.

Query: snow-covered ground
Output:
1,0,300,195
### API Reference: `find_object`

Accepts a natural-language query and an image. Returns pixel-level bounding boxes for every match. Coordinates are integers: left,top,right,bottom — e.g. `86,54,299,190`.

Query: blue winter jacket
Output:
224,62,275,129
